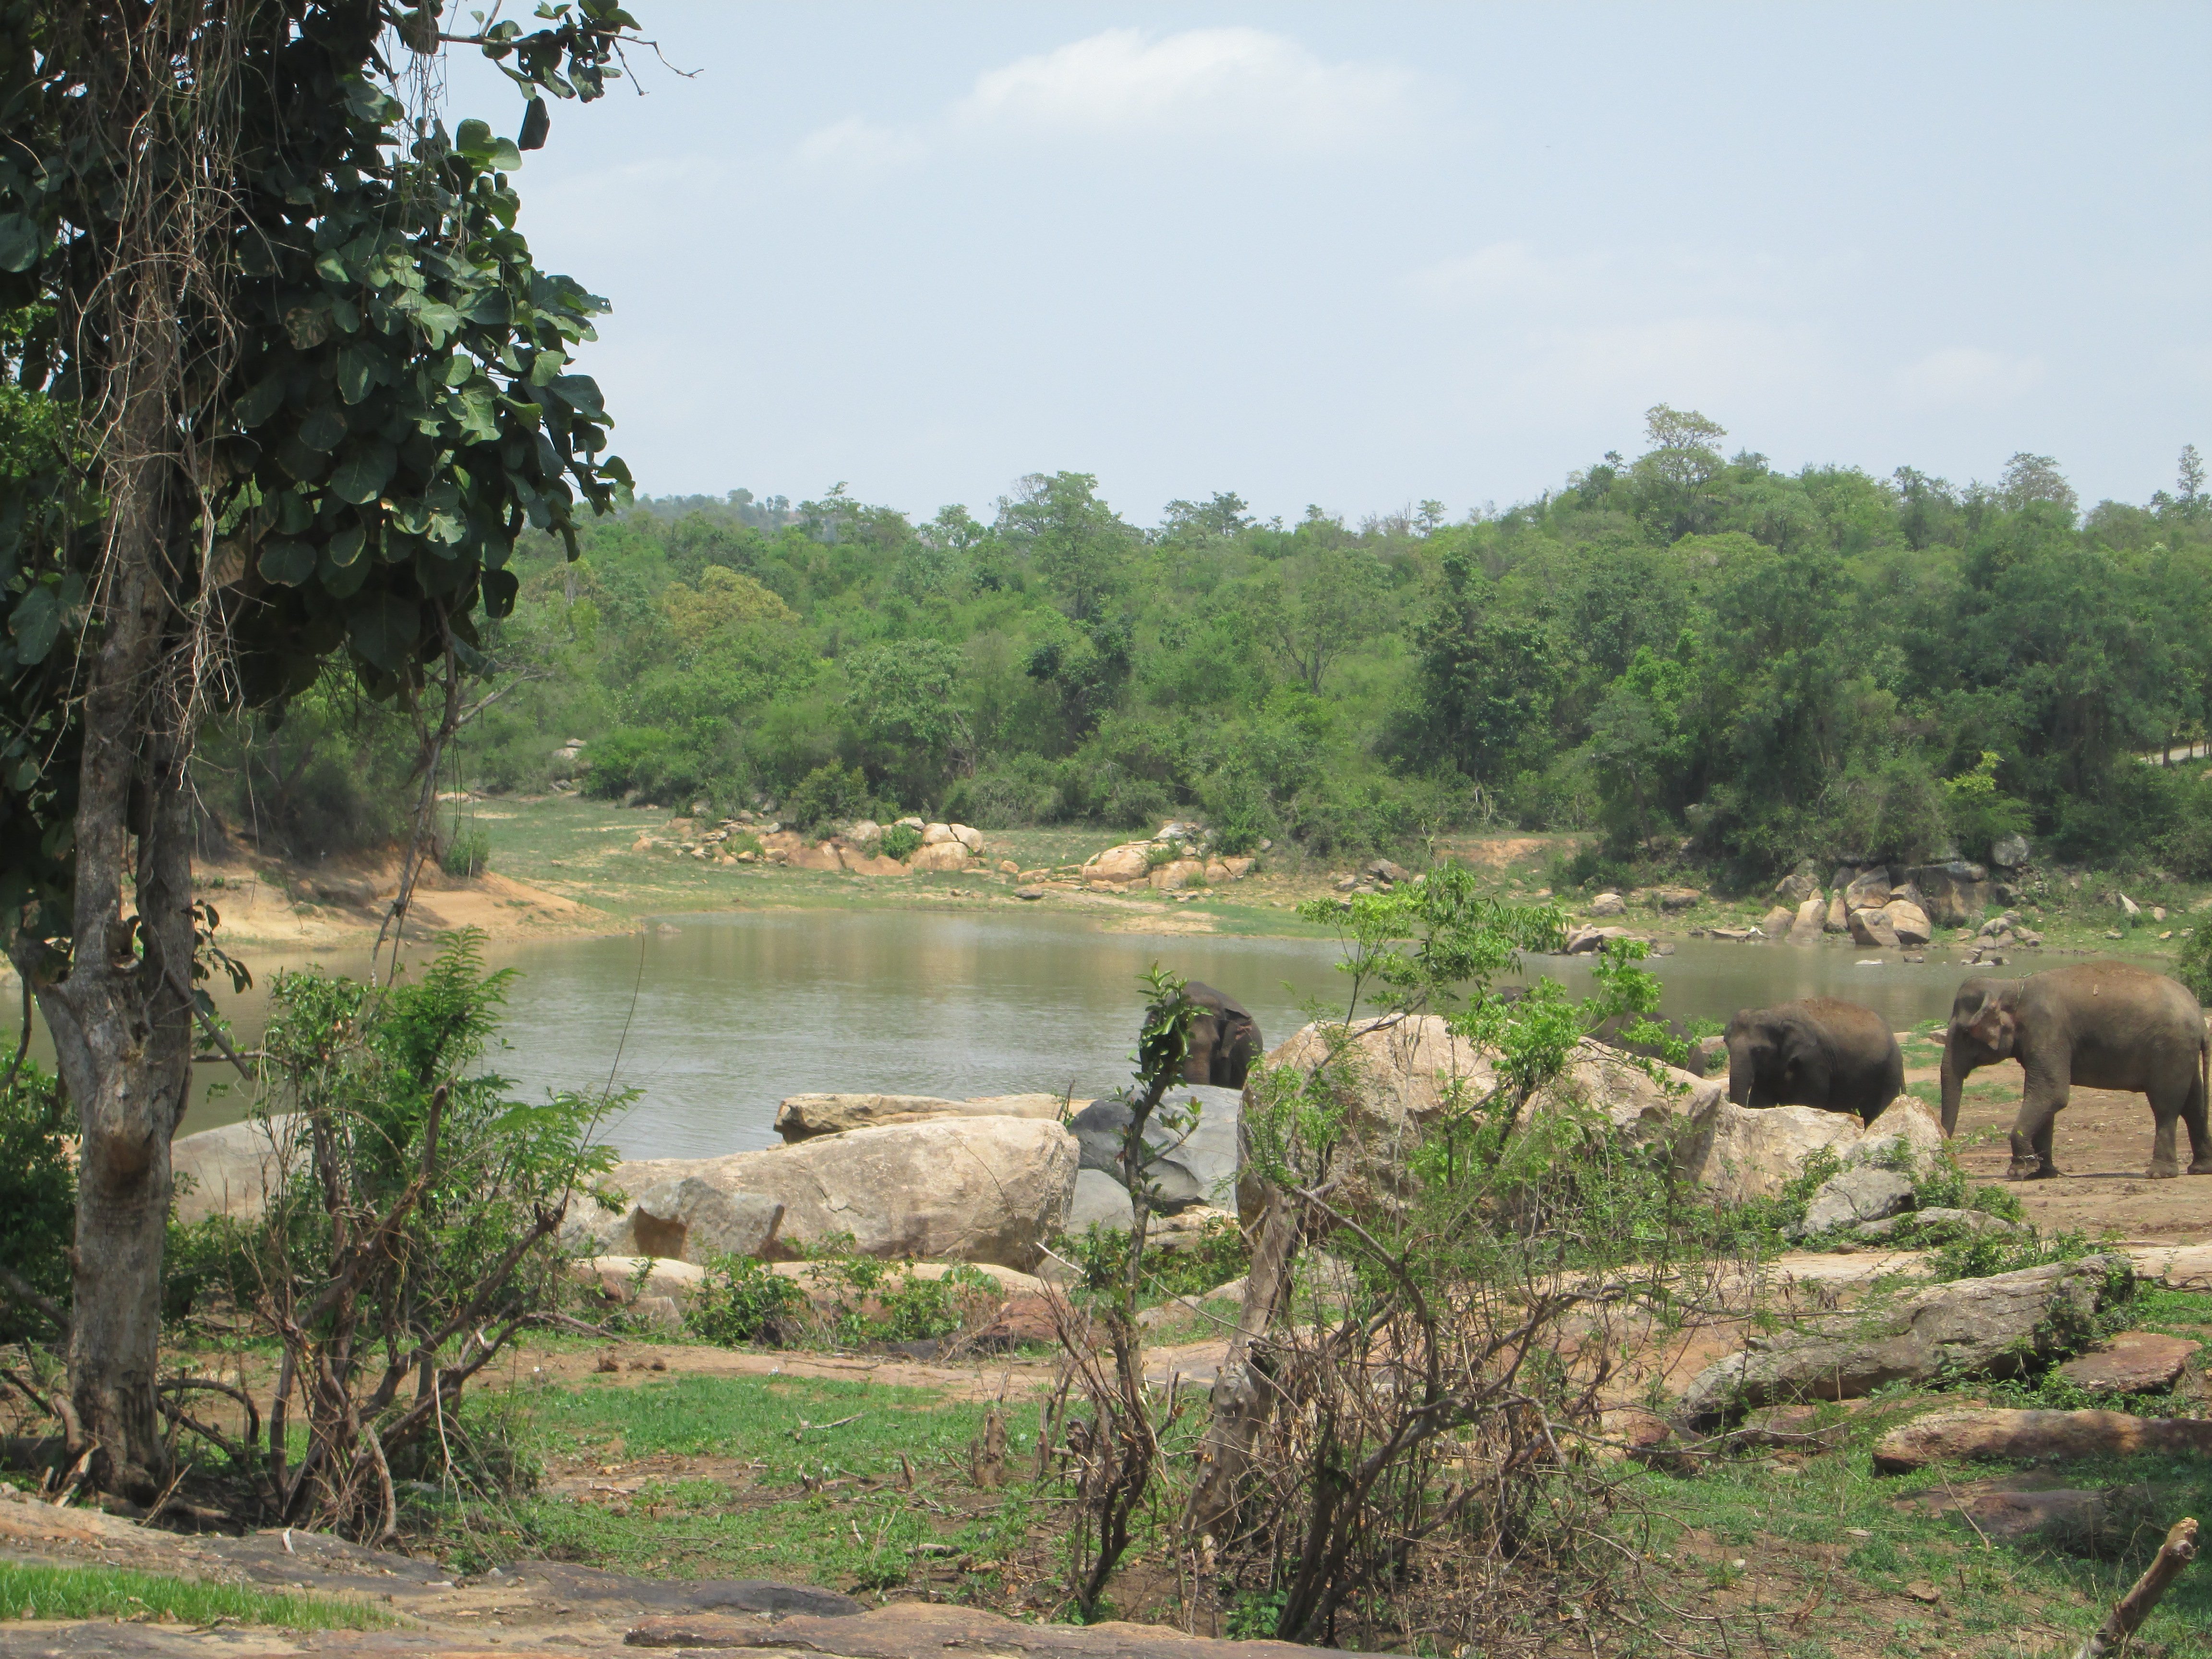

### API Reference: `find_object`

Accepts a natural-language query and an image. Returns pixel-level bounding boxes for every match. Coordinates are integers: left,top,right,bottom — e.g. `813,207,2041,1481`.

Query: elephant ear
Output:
1967,999,2016,1056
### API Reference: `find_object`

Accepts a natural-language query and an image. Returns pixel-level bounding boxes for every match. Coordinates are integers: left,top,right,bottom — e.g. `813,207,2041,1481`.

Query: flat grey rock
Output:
1796,1165,1915,1238
1681,1255,2128,1425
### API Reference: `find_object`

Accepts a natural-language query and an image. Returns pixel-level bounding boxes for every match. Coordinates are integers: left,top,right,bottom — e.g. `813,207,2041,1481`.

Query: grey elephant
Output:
1724,998,1904,1123
1940,961,2211,1180
1183,982,1262,1088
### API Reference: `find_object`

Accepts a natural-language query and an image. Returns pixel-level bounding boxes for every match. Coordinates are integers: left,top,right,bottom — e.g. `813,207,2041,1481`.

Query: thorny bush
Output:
1171,864,1758,1650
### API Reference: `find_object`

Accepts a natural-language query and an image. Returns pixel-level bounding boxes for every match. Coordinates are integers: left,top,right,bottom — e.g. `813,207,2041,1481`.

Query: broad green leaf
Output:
518,96,550,151
548,375,604,418
298,404,348,451
0,213,42,273
458,289,510,325
319,547,370,599
9,586,58,664
481,567,519,617
454,386,499,441
257,539,315,586
337,343,386,404
283,304,333,349
238,372,289,427
328,442,397,505
411,301,463,347
275,431,331,482
348,595,420,672
326,522,367,567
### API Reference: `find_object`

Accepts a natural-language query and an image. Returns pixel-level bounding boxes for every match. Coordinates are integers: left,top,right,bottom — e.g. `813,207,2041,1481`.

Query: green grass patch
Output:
527,1371,1015,1484
1619,1429,2212,1655
427,1372,1056,1590
0,1563,390,1629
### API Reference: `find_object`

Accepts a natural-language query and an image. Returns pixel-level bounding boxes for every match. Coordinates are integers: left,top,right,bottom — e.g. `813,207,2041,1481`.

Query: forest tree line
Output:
204,408,2212,886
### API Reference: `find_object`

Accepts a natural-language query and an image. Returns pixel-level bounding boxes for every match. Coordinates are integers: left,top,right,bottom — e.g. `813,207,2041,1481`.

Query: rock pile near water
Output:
1081,822,1255,891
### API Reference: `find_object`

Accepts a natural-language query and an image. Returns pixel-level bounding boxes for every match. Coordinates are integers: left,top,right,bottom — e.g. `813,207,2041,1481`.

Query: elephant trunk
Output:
1939,1040,1966,1137
1726,1044,1752,1107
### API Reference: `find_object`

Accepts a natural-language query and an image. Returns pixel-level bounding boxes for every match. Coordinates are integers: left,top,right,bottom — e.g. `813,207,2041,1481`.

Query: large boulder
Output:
1586,891,1627,917
1238,1019,1713,1224
1852,1097,1948,1170
172,1118,299,1225
1673,1100,1862,1205
1824,892,1848,932
1071,1084,1240,1212
1773,868,1820,904
1680,1256,2130,1424
1794,1165,1914,1238
908,842,972,873
1081,844,1152,886
608,1118,1079,1272
1149,858,1205,891
1237,1015,1486,1225
1673,1097,1945,1206
562,1175,783,1263
1873,1406,2212,1474
1760,905,1796,938
1904,861,1992,927
1991,833,2031,871
1787,896,1826,945
775,1093,1063,1142
1882,898,1933,945
1841,870,1892,912
1848,907,1900,948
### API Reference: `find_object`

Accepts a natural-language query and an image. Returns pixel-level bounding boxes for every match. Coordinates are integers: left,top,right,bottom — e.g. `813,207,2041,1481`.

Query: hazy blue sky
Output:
446,3,2210,526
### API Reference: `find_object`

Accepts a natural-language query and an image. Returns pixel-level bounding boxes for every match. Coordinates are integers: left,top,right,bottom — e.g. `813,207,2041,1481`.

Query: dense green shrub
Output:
0,1059,72,1341
685,1254,804,1345
582,726,678,800
439,825,491,878
2177,920,2212,1003
782,762,872,836
878,822,923,861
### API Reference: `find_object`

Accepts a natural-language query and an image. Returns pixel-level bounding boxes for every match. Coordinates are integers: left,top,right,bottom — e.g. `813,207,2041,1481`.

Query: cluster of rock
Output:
1080,823,1256,891
1334,859,1415,895
1223,1012,1947,1228
631,814,999,878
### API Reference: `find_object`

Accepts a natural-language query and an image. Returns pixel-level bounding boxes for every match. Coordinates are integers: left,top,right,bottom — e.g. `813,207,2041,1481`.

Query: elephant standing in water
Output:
1182,982,1262,1088
1724,998,1904,1123
1940,961,2211,1180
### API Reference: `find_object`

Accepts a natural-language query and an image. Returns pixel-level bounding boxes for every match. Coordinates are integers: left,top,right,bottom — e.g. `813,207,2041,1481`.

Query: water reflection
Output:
130,909,2023,1161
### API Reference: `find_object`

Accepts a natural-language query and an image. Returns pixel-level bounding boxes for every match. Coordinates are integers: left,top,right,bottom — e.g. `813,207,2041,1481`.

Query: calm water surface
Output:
162,910,2012,1160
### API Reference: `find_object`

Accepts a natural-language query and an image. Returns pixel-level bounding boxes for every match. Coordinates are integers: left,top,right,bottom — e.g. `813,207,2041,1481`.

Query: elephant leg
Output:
2147,1102,2182,1179
2180,1073,2212,1176
2007,1065,2070,1180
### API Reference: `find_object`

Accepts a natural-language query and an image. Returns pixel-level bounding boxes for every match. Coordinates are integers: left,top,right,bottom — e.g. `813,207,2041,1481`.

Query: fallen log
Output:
1874,1407,2212,1474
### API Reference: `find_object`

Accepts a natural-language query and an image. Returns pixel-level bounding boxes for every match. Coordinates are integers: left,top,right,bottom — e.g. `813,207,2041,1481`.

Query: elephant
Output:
1182,982,1262,1088
1724,998,1904,1123
1587,1010,1720,1075
1939,961,2211,1180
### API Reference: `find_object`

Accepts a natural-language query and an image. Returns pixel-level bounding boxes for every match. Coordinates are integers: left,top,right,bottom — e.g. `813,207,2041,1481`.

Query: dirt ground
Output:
191,851,611,951
1910,1053,2212,1241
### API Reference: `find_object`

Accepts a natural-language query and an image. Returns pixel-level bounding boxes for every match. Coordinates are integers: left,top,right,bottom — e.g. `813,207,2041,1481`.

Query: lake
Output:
160,908,2009,1160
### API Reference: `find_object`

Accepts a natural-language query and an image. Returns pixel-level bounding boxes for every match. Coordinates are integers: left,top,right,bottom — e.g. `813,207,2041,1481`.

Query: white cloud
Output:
1410,241,1803,312
1894,346,2045,407
794,116,925,173
954,28,1414,149
1411,241,1598,303
793,27,1418,168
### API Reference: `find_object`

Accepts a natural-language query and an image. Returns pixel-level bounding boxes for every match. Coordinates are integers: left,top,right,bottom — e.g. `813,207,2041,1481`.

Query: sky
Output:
443,3,2212,528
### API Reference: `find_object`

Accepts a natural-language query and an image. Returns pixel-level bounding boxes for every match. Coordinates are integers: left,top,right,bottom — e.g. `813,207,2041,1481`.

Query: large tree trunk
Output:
20,96,201,1491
